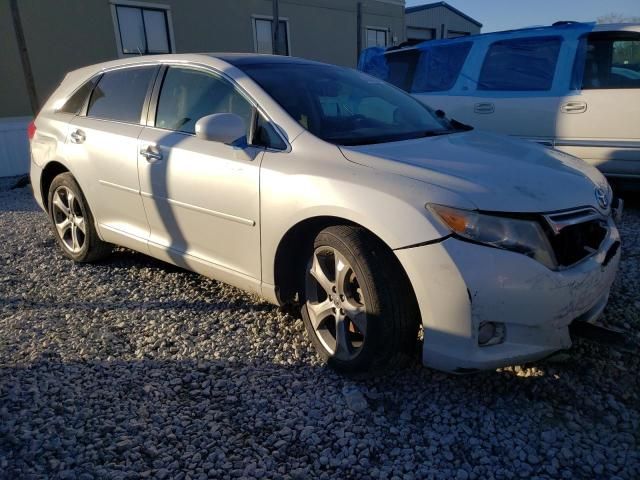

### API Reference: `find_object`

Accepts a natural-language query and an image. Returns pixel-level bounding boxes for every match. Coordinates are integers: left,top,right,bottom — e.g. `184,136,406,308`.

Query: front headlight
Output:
428,204,557,269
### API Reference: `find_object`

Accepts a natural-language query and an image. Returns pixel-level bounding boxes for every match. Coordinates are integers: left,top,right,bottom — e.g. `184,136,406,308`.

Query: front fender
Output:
259,134,471,286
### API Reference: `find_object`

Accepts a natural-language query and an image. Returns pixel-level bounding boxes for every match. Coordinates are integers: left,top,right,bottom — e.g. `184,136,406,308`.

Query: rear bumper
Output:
395,217,620,373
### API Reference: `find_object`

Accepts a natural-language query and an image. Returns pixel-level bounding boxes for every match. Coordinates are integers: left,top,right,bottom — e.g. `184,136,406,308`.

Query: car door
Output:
408,35,569,145
555,31,640,177
456,35,568,144
64,65,158,251
137,65,263,285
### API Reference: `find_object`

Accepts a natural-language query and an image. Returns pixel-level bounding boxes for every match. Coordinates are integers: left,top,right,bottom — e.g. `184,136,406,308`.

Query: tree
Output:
597,13,640,24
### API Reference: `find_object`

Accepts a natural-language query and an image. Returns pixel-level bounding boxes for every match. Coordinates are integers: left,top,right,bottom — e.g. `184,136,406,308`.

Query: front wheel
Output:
48,173,111,262
301,225,419,374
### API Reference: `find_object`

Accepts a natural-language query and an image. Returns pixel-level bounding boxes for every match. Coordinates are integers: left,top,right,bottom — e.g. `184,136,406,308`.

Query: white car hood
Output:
340,131,609,213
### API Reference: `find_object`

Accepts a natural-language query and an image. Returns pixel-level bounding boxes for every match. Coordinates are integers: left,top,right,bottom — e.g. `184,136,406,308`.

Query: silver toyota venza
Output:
30,54,622,374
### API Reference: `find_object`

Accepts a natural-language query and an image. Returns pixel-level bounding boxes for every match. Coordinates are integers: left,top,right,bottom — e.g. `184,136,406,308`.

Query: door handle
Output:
139,146,163,161
474,102,495,114
69,129,86,144
561,101,587,114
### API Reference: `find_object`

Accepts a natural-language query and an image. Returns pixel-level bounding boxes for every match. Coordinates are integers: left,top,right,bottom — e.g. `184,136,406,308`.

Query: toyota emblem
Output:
595,187,609,209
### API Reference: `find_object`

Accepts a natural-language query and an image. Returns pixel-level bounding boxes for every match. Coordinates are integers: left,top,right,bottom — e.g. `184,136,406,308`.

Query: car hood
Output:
339,131,609,213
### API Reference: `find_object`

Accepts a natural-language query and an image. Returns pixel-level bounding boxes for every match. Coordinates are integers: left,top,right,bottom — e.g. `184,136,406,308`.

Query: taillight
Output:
27,121,36,140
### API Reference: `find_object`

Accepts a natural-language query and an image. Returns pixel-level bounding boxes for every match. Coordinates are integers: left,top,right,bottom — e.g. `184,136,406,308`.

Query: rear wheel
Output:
48,173,111,262
301,225,419,374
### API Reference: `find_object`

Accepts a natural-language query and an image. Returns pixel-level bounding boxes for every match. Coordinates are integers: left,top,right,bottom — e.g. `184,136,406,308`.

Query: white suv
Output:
30,54,622,374
360,23,640,184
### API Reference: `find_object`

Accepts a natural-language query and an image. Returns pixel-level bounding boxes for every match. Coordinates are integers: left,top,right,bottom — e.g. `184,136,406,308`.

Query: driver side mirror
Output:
195,113,246,145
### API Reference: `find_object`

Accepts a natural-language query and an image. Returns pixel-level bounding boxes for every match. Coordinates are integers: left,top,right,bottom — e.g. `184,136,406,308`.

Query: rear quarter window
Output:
411,42,472,92
478,36,562,91
86,66,156,123
385,50,421,91
58,78,98,115
383,42,472,93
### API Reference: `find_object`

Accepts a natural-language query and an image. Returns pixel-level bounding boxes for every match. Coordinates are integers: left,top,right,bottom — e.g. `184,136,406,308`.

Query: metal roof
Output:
405,2,483,28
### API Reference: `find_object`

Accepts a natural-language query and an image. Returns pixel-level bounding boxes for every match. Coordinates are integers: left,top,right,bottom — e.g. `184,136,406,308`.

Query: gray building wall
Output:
0,0,405,119
406,4,481,41
0,0,38,118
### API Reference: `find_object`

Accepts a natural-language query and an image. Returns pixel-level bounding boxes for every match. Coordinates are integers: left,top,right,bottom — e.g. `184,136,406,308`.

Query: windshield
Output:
239,63,452,146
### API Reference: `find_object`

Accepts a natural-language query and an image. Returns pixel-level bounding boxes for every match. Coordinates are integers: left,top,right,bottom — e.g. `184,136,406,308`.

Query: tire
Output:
47,173,111,262
301,225,419,374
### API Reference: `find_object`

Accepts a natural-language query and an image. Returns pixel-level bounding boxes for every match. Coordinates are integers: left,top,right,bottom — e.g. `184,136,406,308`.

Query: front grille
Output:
547,219,608,267
542,208,608,267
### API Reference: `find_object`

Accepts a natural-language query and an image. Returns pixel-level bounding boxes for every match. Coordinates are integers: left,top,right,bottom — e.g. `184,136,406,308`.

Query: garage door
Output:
407,27,435,42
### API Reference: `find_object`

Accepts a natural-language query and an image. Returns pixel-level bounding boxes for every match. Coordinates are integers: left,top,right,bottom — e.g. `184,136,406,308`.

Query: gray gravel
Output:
1,182,639,479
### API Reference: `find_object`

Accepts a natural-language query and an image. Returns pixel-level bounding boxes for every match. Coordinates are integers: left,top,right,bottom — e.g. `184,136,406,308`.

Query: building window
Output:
253,17,289,55
366,28,388,48
112,3,173,55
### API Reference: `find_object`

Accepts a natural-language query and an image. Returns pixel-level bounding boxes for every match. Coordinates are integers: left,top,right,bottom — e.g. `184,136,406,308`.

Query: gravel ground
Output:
1,180,639,480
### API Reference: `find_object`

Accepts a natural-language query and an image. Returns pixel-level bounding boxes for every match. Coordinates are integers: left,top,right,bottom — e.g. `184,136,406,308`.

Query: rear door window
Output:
478,36,562,91
154,67,253,135
86,66,156,123
577,32,640,89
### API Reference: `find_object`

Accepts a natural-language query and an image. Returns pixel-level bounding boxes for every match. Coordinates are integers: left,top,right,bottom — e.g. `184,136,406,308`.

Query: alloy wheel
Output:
305,246,367,360
51,186,86,253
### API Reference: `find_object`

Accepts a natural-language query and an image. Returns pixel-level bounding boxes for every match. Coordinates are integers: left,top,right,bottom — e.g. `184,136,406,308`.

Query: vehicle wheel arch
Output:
40,161,72,212
273,215,419,315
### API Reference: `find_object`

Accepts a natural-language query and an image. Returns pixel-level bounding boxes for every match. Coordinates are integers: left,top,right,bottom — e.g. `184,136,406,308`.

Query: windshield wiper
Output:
422,122,474,138
335,131,449,146
450,119,474,131
333,127,469,146
335,138,388,146
421,129,455,138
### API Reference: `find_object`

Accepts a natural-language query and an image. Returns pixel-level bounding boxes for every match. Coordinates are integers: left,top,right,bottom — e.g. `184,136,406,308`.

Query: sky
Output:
404,0,640,33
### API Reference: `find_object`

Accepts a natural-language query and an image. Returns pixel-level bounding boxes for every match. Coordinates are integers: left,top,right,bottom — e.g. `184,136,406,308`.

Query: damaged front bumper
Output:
395,217,621,373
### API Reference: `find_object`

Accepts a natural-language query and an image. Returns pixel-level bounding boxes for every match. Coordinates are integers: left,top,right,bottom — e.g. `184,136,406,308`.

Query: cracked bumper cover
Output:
395,217,620,372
